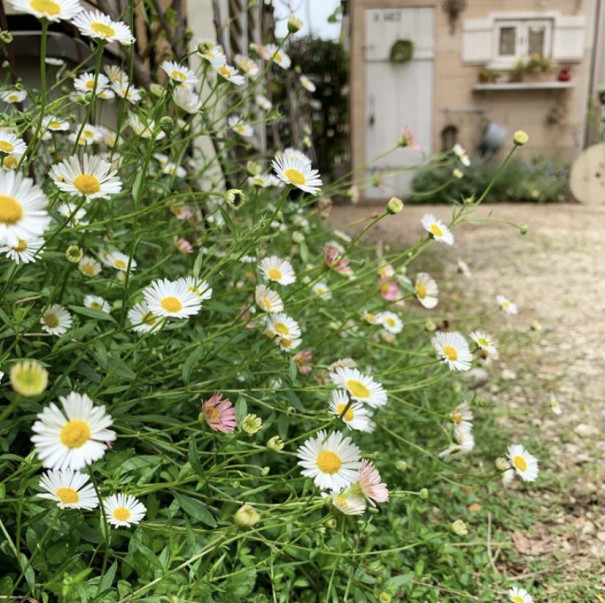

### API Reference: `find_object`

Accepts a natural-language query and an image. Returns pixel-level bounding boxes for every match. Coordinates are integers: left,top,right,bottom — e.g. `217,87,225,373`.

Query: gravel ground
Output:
327,200,605,595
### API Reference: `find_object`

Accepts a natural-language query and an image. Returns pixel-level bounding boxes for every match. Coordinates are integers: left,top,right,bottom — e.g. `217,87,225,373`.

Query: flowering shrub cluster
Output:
1,3,538,601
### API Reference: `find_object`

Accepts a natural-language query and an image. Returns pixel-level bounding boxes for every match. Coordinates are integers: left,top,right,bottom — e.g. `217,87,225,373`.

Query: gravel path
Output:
328,201,605,593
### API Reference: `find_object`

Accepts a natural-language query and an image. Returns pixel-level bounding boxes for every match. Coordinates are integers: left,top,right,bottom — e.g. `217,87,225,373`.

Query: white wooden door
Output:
364,7,435,199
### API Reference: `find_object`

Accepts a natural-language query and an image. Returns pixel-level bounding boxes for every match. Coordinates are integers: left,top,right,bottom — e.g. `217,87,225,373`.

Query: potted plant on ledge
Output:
510,54,556,83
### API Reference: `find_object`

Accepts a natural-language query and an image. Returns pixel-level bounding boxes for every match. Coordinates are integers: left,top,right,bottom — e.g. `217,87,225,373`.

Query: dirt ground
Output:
327,200,605,596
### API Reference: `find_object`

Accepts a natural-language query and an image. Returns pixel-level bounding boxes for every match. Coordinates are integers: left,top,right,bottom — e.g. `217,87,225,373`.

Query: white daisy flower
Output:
228,116,253,137
496,294,518,315
57,202,88,226
550,394,563,416
50,153,122,200
438,430,475,460
299,75,316,92
84,295,110,313
331,491,366,515
161,60,199,88
453,143,471,166
198,39,226,64
2,153,22,171
128,114,165,139
40,304,72,336
162,162,187,178
78,256,101,276
414,272,438,309
421,214,454,245
212,60,245,86
255,94,272,110
277,336,301,352
259,255,296,285
234,54,259,77
73,10,134,45
375,311,403,334
31,392,115,470
172,86,202,113
8,0,82,22
143,278,202,319
0,129,27,156
104,65,128,85
432,331,472,371
297,430,362,491
102,250,135,271
283,148,313,167
112,81,141,104
265,44,291,69
312,282,332,299
0,171,50,247
1,89,27,103
43,115,70,134
265,312,301,340
0,236,44,264
507,444,539,482
73,72,110,96
272,152,322,195
331,367,388,408
508,587,534,603
329,389,374,432
69,123,103,146
103,493,146,528
457,258,472,277
127,302,158,334
178,276,213,301
450,401,473,433
255,284,284,313
470,331,498,358
38,468,99,510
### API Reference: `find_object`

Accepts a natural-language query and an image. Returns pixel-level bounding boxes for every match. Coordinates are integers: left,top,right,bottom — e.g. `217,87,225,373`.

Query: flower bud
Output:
261,465,270,476
246,160,261,176
424,319,436,332
159,116,174,133
379,593,392,603
302,136,312,148
0,31,14,44
242,413,262,434
149,83,164,97
495,457,510,471
395,460,408,472
419,488,429,500
267,435,284,451
452,168,463,179
292,231,305,244
287,14,304,33
451,519,468,536
65,245,83,263
225,188,246,208
10,360,49,397
234,504,260,528
326,517,337,528
519,224,529,235
386,197,404,215
513,130,529,146
197,41,213,54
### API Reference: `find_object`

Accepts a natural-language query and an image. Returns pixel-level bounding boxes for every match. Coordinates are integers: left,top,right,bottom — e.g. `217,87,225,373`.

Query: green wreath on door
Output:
389,39,414,63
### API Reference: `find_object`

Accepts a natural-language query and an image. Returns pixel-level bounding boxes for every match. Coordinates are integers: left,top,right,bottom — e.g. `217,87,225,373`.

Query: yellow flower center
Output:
336,403,355,422
3,156,18,169
235,125,245,133
284,168,306,186
346,379,370,399
60,420,91,448
48,121,62,129
267,267,282,280
13,366,44,392
170,69,186,81
90,301,102,310
83,129,94,139
262,297,272,310
443,345,458,361
85,79,95,89
141,311,156,325
73,174,101,195
0,195,23,225
206,407,219,420
112,507,132,521
0,140,15,153
274,322,289,335
218,66,231,78
14,239,28,252
91,21,116,37
56,487,79,504
43,313,60,328
336,495,348,507
81,264,95,275
386,317,396,327
113,259,127,269
512,596,525,603
280,337,292,348
416,283,427,299
513,455,527,472
502,300,510,308
161,296,183,313
430,223,444,237
8,94,19,102
316,450,342,474
29,0,61,14
274,52,283,62
452,412,462,424
476,337,489,347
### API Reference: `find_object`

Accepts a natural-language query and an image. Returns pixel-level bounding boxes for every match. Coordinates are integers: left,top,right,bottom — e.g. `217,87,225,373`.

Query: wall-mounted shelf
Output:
473,82,574,91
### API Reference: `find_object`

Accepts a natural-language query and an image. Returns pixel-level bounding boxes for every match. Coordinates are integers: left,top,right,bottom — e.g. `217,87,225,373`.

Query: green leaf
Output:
174,492,217,527
193,250,204,279
384,573,414,589
182,344,204,383
299,240,309,264
224,569,257,600
234,397,247,424
69,305,116,323
187,437,206,479
97,561,118,596
277,414,289,440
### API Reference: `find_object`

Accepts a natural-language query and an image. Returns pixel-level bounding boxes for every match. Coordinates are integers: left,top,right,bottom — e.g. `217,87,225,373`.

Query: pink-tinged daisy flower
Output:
399,126,420,150
421,214,454,245
358,459,389,505
323,244,353,276
202,392,237,434
379,278,400,301
293,349,313,374
172,235,193,253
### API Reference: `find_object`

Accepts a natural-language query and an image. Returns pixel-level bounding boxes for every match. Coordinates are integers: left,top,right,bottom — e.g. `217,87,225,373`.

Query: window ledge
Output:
473,81,573,91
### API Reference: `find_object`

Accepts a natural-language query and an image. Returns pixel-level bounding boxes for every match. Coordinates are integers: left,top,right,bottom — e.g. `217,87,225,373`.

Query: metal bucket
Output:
481,122,508,157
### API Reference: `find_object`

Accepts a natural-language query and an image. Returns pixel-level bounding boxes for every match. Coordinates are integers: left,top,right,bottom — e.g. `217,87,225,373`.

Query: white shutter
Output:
462,19,492,63
552,15,586,61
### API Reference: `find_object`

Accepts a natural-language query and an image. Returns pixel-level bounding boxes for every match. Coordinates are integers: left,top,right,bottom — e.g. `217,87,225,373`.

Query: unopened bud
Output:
520,224,529,235
292,231,304,243
379,593,392,603
451,519,468,536
246,160,261,176
395,460,408,472
149,83,164,97
287,14,304,33
234,504,260,528
513,130,529,146
197,41,213,54
495,457,510,472
225,188,246,208
419,488,429,500
159,116,174,132
242,413,262,434
386,197,404,215
453,168,463,179
267,435,284,451
0,31,14,44
65,245,83,263
326,517,337,528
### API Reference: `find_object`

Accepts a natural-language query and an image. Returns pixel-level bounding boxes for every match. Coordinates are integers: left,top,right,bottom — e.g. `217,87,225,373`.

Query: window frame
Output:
491,17,554,68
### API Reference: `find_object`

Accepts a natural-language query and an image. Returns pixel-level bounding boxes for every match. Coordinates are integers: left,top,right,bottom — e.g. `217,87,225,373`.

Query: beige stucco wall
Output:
349,0,597,200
